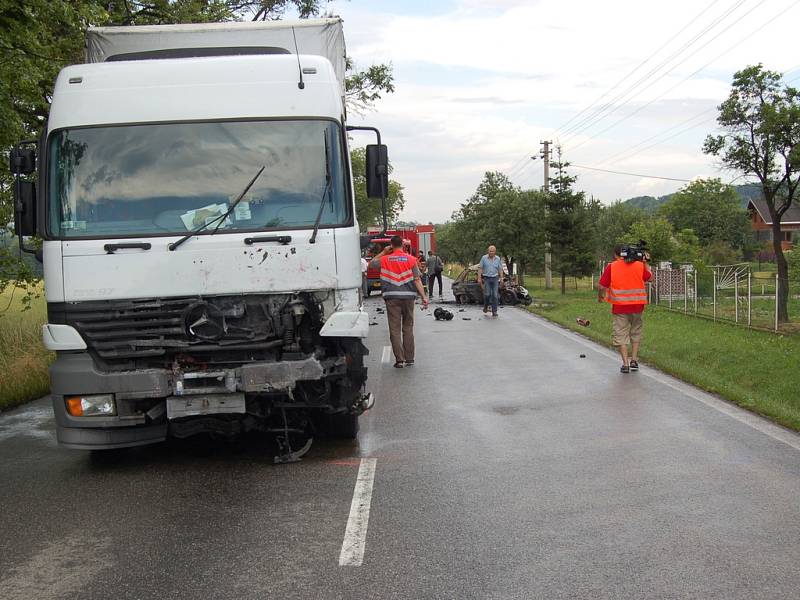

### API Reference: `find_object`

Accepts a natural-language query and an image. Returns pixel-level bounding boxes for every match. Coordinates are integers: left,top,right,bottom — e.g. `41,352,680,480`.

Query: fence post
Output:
713,270,717,322
747,271,751,327
734,274,739,323
694,270,698,314
669,269,673,310
652,269,656,305
775,273,779,332
684,269,688,313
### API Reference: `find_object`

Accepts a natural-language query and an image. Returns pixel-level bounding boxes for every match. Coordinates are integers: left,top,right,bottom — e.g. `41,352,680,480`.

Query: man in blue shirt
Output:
478,245,502,317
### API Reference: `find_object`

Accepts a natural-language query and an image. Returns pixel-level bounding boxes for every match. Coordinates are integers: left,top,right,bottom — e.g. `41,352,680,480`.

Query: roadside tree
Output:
703,64,800,322
659,178,751,251
545,152,594,294
593,201,646,261
626,216,675,264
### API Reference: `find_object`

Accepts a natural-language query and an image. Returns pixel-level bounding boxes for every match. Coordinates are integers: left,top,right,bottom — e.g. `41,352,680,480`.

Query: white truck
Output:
9,18,387,460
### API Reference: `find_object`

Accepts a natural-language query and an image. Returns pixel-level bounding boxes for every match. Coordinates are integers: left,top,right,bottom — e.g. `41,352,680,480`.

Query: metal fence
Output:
648,264,799,333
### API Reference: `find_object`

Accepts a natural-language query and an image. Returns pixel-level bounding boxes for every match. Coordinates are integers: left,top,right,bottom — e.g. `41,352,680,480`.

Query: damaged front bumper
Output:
50,352,350,450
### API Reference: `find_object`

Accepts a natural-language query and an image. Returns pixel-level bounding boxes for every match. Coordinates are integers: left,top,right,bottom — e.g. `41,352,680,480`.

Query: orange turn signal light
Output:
66,397,83,417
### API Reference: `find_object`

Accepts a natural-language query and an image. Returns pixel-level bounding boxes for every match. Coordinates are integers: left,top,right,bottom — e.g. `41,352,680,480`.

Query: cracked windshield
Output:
47,120,348,237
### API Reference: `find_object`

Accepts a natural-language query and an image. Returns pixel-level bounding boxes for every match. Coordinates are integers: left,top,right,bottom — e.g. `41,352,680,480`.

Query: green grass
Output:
525,287,800,431
0,286,52,411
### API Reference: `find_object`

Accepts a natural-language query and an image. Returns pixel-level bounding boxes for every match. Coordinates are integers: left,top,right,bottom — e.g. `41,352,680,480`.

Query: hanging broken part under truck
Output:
9,18,391,460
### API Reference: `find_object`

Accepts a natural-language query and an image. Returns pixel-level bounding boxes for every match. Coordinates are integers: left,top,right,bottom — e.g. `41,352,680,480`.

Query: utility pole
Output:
541,140,552,289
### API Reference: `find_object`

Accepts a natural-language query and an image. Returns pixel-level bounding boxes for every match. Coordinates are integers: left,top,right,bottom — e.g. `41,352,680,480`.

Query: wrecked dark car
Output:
451,265,533,306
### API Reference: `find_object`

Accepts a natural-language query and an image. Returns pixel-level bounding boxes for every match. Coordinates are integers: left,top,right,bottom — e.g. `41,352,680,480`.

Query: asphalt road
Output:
2,283,800,599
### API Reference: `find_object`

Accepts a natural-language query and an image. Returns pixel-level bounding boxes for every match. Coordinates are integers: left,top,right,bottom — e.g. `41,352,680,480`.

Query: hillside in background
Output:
620,183,763,212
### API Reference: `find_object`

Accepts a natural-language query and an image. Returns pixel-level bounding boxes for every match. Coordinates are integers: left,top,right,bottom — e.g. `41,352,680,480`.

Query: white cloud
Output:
335,0,800,221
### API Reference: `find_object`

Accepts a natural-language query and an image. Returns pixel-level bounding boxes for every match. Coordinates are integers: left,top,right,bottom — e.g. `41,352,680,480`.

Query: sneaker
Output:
393,361,404,368
620,365,630,374
405,360,414,366
629,360,639,371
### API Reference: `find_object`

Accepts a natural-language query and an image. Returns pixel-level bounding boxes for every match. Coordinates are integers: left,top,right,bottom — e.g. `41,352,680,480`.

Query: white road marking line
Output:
339,458,377,567
521,311,800,453
381,345,392,364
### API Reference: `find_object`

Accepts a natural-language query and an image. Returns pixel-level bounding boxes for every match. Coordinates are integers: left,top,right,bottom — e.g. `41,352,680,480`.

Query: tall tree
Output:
593,201,645,261
626,216,676,263
658,178,751,252
544,150,594,294
703,64,800,322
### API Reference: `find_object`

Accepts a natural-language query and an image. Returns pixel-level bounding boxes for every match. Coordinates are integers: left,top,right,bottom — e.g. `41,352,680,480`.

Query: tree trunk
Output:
770,218,790,323
518,261,525,287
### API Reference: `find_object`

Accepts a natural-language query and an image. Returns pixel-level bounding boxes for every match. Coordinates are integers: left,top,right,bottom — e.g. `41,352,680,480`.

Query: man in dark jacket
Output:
425,250,444,299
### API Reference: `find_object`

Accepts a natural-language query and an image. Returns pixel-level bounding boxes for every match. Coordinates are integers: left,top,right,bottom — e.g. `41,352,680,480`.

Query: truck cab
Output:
10,20,386,458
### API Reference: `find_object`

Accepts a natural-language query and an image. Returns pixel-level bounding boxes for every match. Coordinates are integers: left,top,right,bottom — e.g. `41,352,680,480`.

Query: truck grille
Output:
49,295,290,369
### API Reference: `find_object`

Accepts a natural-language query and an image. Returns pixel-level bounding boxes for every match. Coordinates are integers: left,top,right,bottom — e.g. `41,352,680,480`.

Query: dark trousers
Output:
384,297,415,363
428,271,443,296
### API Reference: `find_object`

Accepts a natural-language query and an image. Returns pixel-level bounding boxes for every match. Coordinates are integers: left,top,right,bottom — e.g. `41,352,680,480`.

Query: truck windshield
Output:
47,120,349,238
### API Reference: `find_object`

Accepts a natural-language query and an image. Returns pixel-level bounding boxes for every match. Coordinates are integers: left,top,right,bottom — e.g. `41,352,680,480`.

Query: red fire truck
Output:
364,225,436,296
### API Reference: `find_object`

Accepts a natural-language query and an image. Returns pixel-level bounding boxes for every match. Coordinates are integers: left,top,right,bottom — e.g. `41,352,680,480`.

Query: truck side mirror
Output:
14,181,37,237
9,147,36,175
365,144,388,199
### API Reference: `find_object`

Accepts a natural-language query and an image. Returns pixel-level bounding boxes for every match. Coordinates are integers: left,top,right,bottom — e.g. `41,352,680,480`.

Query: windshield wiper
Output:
168,165,266,251
309,129,332,244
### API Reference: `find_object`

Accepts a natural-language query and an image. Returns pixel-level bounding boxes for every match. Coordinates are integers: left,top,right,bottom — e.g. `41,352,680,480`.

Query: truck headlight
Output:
66,394,116,417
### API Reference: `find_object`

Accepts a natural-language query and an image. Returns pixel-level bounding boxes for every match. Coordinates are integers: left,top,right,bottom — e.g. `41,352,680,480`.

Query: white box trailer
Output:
85,18,347,89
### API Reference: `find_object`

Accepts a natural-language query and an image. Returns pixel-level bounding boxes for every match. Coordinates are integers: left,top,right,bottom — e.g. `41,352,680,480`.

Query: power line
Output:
585,32,800,167
565,0,798,155
559,0,751,143
599,108,717,166
570,163,692,182
551,0,723,137
505,0,748,177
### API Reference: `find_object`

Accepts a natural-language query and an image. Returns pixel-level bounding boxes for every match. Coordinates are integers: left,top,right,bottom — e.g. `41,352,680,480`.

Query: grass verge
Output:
525,288,800,432
0,286,52,411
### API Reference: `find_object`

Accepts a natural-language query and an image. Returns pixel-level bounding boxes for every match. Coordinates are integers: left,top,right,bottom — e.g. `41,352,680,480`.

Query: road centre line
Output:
339,458,377,566
381,345,391,364
520,311,800,453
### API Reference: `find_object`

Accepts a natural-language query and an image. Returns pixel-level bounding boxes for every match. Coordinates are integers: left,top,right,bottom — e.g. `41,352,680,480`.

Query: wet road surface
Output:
1,284,799,599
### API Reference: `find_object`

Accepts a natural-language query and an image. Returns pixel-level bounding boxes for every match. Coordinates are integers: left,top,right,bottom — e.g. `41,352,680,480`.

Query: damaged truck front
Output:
9,19,387,458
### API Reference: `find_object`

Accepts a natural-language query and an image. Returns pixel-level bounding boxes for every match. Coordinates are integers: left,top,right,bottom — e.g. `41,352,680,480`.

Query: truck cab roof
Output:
49,54,343,131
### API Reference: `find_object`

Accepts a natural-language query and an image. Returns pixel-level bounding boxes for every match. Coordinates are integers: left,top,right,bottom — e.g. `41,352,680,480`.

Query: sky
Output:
325,0,800,223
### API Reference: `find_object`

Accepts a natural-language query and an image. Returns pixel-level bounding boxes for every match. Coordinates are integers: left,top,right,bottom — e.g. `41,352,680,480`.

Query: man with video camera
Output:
597,241,652,373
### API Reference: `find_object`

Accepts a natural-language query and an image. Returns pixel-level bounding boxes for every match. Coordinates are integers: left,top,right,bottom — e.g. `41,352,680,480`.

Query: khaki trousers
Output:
384,297,415,363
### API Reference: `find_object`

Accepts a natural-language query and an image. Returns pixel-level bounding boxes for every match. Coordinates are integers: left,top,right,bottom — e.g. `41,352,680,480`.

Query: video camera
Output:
619,239,649,263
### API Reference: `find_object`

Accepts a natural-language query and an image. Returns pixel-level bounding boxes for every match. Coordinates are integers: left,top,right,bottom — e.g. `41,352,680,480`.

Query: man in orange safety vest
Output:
597,244,652,374
370,235,429,368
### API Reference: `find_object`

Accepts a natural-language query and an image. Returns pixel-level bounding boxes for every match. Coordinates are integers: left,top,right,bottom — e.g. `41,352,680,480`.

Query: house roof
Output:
748,198,800,225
